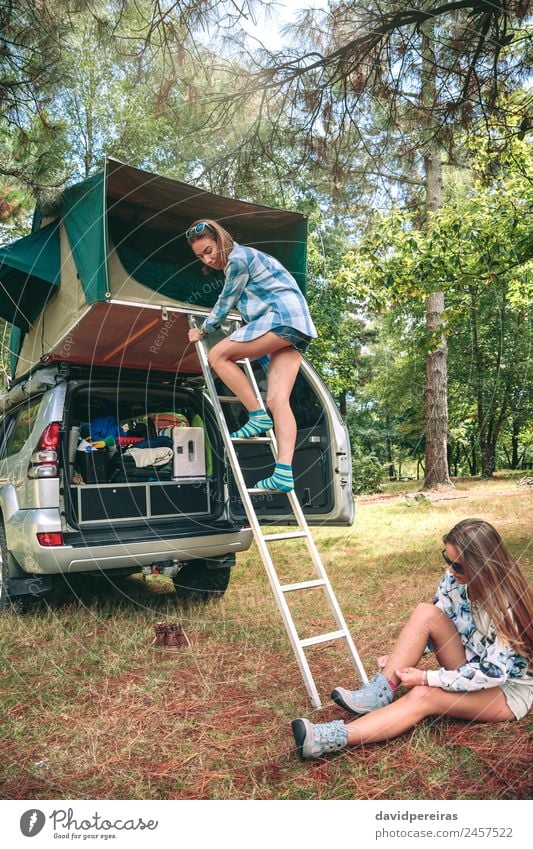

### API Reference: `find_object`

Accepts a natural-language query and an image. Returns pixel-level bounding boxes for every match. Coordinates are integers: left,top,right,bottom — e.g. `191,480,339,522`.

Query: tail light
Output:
28,422,61,479
37,532,64,546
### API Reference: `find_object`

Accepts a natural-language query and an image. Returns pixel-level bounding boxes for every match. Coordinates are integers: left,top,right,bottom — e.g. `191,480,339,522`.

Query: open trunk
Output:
61,370,224,531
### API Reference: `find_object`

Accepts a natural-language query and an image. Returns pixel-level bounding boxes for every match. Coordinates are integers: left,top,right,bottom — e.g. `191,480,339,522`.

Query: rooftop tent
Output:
0,219,60,330
104,158,308,300
8,158,308,381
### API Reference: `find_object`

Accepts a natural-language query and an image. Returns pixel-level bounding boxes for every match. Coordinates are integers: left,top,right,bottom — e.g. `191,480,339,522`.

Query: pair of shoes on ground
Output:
292,673,394,760
230,411,294,492
152,621,190,650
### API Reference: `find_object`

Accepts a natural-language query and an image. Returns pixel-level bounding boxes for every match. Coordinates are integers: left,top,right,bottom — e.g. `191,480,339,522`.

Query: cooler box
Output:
160,426,206,478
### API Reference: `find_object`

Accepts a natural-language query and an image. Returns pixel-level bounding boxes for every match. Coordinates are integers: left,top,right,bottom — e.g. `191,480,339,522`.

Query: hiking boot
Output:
165,622,190,650
331,672,394,715
291,718,348,760
151,622,168,649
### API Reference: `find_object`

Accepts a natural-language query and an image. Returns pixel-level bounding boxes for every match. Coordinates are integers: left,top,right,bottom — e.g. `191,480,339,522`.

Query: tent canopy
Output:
2,159,308,380
0,220,60,330
53,158,308,308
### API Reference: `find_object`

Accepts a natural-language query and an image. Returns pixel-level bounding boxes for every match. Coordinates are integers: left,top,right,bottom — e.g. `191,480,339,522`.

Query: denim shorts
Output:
271,325,313,354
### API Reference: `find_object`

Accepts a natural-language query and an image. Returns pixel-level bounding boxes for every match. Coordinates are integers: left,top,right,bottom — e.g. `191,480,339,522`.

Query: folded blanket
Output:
124,446,173,468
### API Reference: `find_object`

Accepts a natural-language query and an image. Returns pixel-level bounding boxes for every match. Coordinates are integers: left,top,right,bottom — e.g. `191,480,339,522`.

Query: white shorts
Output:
500,680,533,720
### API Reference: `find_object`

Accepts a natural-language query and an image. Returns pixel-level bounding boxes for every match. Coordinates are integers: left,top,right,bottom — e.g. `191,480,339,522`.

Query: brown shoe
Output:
152,621,168,649
165,622,190,650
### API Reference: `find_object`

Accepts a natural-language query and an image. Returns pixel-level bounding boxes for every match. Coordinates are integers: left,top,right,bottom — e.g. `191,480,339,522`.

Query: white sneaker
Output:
291,718,348,760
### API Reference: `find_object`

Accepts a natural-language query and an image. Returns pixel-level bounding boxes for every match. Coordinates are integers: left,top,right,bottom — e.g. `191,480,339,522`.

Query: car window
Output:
4,397,43,458
0,415,16,461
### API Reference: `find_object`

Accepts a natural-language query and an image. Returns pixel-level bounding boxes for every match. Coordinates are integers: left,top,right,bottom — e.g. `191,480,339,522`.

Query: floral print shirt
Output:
426,571,531,692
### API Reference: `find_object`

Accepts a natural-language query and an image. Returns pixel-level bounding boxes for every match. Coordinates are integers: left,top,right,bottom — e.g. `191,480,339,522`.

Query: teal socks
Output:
231,409,273,439
230,412,294,492
255,463,294,492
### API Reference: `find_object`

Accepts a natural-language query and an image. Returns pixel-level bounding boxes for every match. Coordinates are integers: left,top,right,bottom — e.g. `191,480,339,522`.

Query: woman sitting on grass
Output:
292,518,533,760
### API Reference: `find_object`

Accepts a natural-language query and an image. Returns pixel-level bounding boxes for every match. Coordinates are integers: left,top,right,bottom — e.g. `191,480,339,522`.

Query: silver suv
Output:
0,354,353,610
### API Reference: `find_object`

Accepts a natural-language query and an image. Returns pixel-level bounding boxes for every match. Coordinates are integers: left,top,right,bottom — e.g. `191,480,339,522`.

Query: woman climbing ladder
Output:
186,220,317,492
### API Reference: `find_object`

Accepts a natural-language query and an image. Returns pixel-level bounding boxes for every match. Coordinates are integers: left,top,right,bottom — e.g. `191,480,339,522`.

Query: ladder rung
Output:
262,531,307,541
280,579,326,593
247,487,288,495
218,395,242,403
231,436,271,443
300,629,347,648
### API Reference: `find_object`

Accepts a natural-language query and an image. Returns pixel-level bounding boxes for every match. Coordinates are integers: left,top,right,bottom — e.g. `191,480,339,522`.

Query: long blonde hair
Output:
186,219,234,269
443,518,533,660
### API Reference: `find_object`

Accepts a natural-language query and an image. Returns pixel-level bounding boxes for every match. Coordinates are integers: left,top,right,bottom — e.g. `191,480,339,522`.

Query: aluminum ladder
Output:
190,317,367,708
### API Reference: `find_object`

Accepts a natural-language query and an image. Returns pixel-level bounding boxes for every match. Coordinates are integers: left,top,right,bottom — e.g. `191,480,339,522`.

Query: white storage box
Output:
160,426,206,478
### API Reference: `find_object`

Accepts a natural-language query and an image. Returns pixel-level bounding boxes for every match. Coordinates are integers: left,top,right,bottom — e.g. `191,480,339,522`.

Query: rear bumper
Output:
5,508,253,575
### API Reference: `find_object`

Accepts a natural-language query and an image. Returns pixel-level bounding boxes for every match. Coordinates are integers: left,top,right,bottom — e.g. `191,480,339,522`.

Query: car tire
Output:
172,558,231,602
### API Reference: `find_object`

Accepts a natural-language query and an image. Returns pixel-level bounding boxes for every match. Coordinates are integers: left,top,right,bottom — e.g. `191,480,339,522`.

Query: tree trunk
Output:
481,439,497,478
386,416,395,479
421,21,451,490
511,417,520,469
339,392,347,417
424,291,451,487
453,443,460,477
469,435,478,476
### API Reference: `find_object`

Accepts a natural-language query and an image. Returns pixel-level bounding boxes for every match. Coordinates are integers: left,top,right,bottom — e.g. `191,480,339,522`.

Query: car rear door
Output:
225,358,354,526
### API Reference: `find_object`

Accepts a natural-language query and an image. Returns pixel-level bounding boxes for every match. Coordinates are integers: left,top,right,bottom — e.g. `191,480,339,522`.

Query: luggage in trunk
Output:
64,378,217,528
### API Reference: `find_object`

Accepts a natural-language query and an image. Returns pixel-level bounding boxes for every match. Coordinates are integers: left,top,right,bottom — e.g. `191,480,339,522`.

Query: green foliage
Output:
306,227,375,406
343,318,426,492
350,443,386,495
336,137,532,478
340,138,532,318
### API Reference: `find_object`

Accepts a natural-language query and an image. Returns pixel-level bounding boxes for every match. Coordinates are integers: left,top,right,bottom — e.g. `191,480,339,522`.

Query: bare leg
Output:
381,603,467,687
206,333,291,411
346,685,515,746
266,347,302,465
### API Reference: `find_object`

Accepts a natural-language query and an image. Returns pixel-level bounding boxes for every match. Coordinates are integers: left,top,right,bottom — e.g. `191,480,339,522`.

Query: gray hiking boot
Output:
331,673,394,715
291,718,348,760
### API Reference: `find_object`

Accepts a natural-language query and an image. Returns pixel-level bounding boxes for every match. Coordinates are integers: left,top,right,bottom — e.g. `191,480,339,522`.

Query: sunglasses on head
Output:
186,222,216,240
441,550,464,574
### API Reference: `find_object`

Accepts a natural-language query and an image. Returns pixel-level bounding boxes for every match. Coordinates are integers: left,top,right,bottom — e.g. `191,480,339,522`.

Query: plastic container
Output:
75,448,109,484
159,426,206,478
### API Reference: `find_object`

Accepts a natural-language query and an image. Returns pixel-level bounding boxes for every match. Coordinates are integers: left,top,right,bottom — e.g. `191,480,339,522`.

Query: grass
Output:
0,475,531,800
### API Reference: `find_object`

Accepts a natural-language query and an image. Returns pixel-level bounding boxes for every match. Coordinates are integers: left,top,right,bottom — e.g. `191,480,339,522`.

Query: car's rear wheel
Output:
172,558,232,601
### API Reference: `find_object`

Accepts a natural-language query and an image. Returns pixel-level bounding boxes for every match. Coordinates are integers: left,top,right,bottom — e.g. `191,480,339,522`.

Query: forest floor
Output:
0,473,531,800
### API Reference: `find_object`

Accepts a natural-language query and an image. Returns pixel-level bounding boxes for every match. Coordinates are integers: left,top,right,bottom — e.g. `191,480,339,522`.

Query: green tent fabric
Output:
9,325,24,377
104,158,308,297
59,169,109,303
0,219,60,329
111,230,224,307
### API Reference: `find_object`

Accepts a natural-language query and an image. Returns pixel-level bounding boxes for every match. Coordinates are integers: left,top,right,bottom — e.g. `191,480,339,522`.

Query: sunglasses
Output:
185,222,216,240
441,550,464,574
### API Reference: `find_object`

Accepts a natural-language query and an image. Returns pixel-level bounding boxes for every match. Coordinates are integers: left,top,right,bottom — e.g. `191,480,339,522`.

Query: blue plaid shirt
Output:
201,243,317,342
